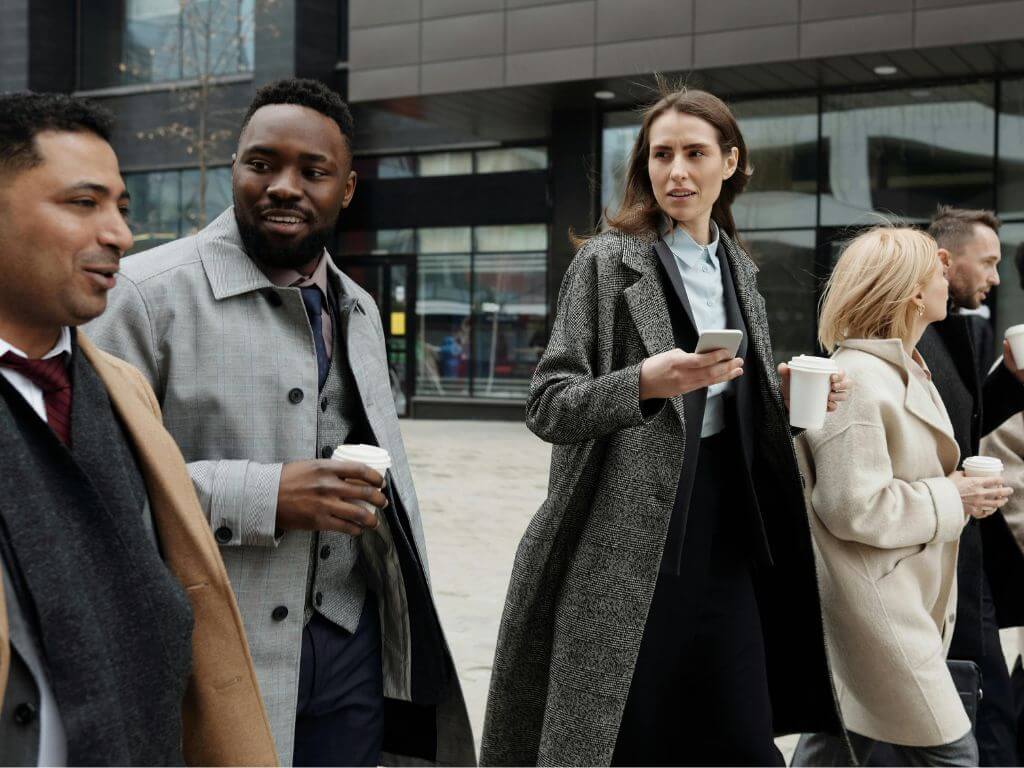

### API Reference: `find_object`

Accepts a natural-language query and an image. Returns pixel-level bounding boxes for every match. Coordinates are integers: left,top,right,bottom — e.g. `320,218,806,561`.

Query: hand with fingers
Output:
777,364,851,413
949,471,1014,519
639,347,743,401
275,459,388,536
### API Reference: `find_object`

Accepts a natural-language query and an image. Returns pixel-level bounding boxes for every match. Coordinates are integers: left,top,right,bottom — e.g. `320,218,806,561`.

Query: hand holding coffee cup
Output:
1005,325,1024,378
275,453,388,536
639,347,743,401
954,456,1013,518
784,355,841,430
332,444,392,520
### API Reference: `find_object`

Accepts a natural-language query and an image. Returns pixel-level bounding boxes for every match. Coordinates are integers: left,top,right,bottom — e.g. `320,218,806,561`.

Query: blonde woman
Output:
793,227,1013,767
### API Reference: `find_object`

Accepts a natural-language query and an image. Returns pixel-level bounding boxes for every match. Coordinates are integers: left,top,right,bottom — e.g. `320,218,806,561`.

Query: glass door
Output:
343,255,416,416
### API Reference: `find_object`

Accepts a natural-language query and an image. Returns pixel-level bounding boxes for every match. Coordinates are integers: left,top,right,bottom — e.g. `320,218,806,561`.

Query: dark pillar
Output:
548,106,599,328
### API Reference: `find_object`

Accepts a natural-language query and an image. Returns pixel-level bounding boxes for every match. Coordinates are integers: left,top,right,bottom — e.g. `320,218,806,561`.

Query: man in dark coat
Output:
921,206,1024,767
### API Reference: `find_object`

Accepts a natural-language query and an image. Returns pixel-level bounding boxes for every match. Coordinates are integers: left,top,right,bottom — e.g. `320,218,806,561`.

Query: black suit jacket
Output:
653,239,771,574
918,317,1024,660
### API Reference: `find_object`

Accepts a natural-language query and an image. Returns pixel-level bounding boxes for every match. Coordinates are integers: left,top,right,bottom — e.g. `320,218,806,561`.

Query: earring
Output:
917,305,925,318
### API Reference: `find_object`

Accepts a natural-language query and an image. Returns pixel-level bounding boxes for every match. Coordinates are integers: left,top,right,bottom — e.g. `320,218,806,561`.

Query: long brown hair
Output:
581,85,751,246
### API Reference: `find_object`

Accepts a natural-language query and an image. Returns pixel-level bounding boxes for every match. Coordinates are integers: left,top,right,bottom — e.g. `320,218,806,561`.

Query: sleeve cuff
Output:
203,460,283,547
924,476,967,543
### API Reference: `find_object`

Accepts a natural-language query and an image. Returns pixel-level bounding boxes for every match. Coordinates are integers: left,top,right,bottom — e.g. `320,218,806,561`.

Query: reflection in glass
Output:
999,79,1024,218
997,224,1024,344
742,230,818,364
475,224,548,253
79,0,254,88
600,119,640,219
822,84,995,225
418,152,473,177
125,166,231,252
419,227,472,254
732,98,818,229
472,252,547,399
476,147,548,173
417,253,471,396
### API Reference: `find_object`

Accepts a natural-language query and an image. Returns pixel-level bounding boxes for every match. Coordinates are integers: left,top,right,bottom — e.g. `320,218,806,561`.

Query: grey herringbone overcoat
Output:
86,210,475,767
480,229,842,766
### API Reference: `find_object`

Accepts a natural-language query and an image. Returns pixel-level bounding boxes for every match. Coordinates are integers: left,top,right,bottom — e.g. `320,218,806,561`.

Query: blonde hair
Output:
818,227,939,352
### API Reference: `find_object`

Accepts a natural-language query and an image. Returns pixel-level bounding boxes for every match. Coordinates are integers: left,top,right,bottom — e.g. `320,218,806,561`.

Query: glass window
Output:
742,230,819,364
475,147,548,173
125,170,182,251
419,227,472,254
997,223,1024,345
475,224,548,253
417,253,472,397
822,84,995,226
79,0,254,89
125,166,231,252
418,152,473,177
472,252,548,400
999,79,1024,218
601,115,641,220
732,97,819,230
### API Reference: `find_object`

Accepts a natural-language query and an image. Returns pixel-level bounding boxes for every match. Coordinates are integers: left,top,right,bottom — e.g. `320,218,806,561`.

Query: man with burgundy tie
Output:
0,92,277,765
87,79,474,767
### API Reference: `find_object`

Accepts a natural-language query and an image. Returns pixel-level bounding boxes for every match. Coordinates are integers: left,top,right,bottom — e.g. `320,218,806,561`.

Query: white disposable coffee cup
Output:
1006,325,1024,368
788,355,839,430
963,455,1004,478
331,444,392,517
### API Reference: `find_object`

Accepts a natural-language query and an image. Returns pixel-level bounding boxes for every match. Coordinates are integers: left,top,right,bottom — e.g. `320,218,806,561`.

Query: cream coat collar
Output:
839,337,959,459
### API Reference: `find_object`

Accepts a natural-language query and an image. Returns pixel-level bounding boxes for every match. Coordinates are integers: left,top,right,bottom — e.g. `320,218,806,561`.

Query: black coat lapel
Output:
653,239,698,345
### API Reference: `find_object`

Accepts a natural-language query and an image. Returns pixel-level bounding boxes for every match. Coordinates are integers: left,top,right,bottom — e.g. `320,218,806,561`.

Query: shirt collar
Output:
0,327,73,363
265,250,331,296
665,220,719,268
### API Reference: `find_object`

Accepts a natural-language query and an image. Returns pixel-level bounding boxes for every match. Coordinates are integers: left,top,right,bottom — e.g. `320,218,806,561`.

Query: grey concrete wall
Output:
348,0,1024,101
0,0,29,92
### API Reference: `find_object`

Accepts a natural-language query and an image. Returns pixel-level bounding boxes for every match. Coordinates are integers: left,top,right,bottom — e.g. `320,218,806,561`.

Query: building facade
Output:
4,0,1024,417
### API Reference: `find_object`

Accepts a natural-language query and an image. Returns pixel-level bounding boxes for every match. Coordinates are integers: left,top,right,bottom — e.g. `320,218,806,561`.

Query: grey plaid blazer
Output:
86,209,475,766
480,228,841,766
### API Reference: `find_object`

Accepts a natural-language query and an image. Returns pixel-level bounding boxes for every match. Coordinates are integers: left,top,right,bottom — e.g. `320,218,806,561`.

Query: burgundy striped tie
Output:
1,351,73,447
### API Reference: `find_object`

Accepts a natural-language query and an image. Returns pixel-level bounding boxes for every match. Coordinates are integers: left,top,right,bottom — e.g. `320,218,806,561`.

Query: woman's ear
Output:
723,146,739,180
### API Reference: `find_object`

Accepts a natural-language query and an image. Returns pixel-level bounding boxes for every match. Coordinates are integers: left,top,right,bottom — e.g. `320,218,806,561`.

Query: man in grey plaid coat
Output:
87,79,474,767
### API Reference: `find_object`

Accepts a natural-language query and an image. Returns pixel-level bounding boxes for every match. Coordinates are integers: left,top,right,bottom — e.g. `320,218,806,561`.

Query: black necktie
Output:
300,286,330,390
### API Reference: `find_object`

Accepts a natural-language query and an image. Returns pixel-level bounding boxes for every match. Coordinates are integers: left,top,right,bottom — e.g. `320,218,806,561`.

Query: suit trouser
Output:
612,431,782,767
970,573,1016,766
793,729,978,767
292,595,384,767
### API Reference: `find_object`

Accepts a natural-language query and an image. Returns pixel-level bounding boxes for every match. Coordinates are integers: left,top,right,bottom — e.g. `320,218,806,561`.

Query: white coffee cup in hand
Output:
332,444,392,517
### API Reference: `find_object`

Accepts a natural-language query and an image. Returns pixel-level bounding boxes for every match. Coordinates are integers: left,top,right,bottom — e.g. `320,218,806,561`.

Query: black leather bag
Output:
948,659,983,728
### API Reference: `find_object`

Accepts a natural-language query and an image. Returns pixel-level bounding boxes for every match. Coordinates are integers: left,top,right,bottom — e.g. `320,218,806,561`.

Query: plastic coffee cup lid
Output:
788,355,838,373
1006,324,1024,338
332,443,392,471
964,456,1003,472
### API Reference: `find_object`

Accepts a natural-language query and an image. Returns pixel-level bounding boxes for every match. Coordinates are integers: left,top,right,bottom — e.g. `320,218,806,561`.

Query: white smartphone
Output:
694,329,744,357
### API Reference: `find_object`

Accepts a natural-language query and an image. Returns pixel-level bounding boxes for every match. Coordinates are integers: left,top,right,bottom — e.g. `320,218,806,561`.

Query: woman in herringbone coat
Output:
480,88,849,766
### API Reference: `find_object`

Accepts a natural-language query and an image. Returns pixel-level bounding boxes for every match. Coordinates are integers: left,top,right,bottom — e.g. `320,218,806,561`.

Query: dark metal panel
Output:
29,0,75,92
340,171,550,230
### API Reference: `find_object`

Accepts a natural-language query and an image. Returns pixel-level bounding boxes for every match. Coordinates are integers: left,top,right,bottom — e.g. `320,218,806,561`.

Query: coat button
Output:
320,545,331,560
314,591,324,607
214,525,232,544
321,445,333,459
13,702,37,726
271,605,289,621
321,399,328,412
288,388,304,404
265,290,283,307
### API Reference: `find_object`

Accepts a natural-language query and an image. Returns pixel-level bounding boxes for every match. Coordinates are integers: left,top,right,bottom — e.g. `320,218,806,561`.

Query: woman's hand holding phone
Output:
639,348,743,400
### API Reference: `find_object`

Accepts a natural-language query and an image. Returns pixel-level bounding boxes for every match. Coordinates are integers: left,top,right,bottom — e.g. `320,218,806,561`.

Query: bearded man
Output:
87,78,474,768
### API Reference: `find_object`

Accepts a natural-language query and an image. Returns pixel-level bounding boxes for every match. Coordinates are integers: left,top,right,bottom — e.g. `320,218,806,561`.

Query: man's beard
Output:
234,207,335,271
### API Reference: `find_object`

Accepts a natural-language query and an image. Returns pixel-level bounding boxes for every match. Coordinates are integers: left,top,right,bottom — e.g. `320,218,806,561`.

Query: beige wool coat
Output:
982,412,1024,549
796,337,970,748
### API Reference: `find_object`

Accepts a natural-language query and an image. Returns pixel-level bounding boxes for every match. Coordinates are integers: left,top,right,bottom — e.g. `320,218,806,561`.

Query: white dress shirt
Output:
665,221,731,437
0,327,73,422
0,328,71,767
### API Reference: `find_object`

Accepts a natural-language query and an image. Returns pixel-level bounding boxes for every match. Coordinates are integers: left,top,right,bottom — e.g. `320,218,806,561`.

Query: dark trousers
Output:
612,431,781,767
973,574,1016,766
293,596,384,767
